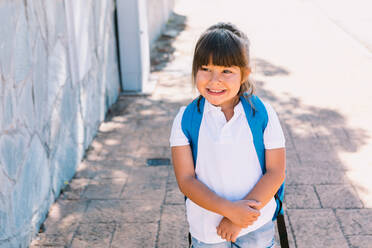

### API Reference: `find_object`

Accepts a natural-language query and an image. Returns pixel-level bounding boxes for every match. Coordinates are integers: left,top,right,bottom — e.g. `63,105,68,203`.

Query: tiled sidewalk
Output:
31,0,372,247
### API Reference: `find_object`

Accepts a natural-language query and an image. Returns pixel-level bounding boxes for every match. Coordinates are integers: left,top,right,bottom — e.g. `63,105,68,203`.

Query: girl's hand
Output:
227,200,261,228
216,217,242,242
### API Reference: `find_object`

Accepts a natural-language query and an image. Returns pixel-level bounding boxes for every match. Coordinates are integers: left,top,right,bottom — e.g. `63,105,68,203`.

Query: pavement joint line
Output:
286,209,298,248
79,221,118,224
82,198,165,201
118,167,133,198
332,208,352,247
287,183,352,186
68,204,90,248
349,182,366,209
286,207,366,210
309,0,372,55
346,234,372,237
154,165,171,247
108,222,117,248
108,221,159,224
69,224,81,248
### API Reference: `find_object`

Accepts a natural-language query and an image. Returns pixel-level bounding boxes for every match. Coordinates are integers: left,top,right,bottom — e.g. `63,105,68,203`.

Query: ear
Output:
241,67,251,84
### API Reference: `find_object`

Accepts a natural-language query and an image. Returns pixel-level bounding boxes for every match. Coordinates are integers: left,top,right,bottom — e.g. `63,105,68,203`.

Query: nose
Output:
210,70,221,83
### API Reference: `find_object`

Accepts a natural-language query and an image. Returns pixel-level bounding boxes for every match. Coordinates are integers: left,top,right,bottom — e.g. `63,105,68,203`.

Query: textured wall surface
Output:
0,0,121,247
147,0,176,44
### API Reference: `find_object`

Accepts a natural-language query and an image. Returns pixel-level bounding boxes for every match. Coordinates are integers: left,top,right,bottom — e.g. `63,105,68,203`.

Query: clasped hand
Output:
216,200,261,242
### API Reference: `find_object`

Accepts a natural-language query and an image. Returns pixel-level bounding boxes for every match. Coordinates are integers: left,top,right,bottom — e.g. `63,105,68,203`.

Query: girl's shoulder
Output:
170,106,189,147
259,99,278,117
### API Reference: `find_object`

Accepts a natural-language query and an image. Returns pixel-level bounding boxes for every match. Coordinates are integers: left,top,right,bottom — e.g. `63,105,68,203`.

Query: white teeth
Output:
209,89,224,93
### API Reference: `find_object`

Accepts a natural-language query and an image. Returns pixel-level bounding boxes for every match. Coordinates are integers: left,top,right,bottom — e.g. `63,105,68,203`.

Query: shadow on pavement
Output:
252,58,370,247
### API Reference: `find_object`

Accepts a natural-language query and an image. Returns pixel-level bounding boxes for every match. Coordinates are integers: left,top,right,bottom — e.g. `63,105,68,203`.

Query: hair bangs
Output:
193,30,246,71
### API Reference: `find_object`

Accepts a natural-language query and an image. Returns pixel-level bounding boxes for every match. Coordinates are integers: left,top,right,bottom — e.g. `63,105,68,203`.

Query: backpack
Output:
181,94,289,247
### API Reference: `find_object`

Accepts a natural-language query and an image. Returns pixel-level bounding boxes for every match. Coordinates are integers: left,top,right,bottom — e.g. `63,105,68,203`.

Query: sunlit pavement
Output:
31,0,372,247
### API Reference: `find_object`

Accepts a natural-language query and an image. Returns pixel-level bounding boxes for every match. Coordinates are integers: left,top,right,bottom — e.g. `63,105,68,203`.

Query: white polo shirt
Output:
170,98,285,244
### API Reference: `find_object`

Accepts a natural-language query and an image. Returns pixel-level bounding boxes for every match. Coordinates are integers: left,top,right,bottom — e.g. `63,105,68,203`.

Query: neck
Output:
220,96,240,112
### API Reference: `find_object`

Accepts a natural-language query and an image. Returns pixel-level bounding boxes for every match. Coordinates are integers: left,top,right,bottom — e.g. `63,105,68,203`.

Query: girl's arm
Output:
216,148,285,241
172,145,260,227
243,147,286,209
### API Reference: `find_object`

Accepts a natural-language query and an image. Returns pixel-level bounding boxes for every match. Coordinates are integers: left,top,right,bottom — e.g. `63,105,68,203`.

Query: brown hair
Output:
192,22,255,98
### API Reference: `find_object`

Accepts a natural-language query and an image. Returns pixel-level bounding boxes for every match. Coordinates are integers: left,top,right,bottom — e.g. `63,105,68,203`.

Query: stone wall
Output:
0,0,121,247
147,0,176,45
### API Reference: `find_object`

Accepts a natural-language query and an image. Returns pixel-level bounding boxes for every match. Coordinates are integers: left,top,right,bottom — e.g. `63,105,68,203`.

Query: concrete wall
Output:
147,0,176,45
0,0,121,247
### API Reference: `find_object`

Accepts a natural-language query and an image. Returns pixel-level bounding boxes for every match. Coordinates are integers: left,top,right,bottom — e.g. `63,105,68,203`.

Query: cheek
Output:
196,73,208,82
195,74,208,88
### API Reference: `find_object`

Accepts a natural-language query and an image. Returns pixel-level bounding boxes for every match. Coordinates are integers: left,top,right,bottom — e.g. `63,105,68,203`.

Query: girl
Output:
170,23,286,248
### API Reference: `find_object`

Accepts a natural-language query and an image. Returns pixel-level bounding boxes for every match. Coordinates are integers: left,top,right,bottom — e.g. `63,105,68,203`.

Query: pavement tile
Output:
292,137,332,153
61,178,90,200
42,200,88,235
280,123,295,150
121,180,167,201
121,166,168,200
75,160,131,179
106,140,141,159
128,166,169,181
30,233,70,247
165,167,185,204
347,235,372,248
157,204,189,248
83,178,127,199
335,209,372,235
297,150,339,163
140,129,172,148
165,178,185,205
132,144,170,159
315,184,364,209
70,223,116,248
290,136,337,163
83,199,162,223
286,161,347,185
285,150,301,170
285,185,321,209
287,209,348,248
112,155,144,167
111,223,157,248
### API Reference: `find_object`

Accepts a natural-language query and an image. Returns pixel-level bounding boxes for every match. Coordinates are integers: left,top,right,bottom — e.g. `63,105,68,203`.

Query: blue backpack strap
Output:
181,97,205,167
240,94,285,220
240,95,268,173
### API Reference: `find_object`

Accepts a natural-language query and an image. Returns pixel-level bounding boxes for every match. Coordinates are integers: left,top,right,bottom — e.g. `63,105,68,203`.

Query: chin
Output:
206,98,223,106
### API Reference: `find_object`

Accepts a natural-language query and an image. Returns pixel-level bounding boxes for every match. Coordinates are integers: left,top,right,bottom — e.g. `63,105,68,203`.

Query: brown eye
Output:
223,69,232,74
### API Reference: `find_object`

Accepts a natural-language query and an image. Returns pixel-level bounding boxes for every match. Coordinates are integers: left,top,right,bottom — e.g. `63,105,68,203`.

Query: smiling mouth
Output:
207,88,226,95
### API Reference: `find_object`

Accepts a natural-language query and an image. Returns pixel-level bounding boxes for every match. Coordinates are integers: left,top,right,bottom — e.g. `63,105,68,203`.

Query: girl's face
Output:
196,64,244,109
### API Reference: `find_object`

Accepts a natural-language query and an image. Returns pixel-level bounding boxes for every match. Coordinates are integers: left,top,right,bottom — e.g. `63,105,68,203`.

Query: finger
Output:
243,221,253,227
231,233,239,243
249,214,259,220
221,232,227,240
217,227,221,236
226,233,232,242
243,200,261,206
249,207,261,214
249,200,262,206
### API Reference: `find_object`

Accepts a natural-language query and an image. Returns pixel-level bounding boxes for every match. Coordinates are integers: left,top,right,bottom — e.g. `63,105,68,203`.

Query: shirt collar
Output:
204,98,244,116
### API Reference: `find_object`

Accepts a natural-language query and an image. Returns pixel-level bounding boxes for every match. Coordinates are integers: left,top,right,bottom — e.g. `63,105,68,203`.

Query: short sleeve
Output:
169,106,190,147
262,101,286,149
